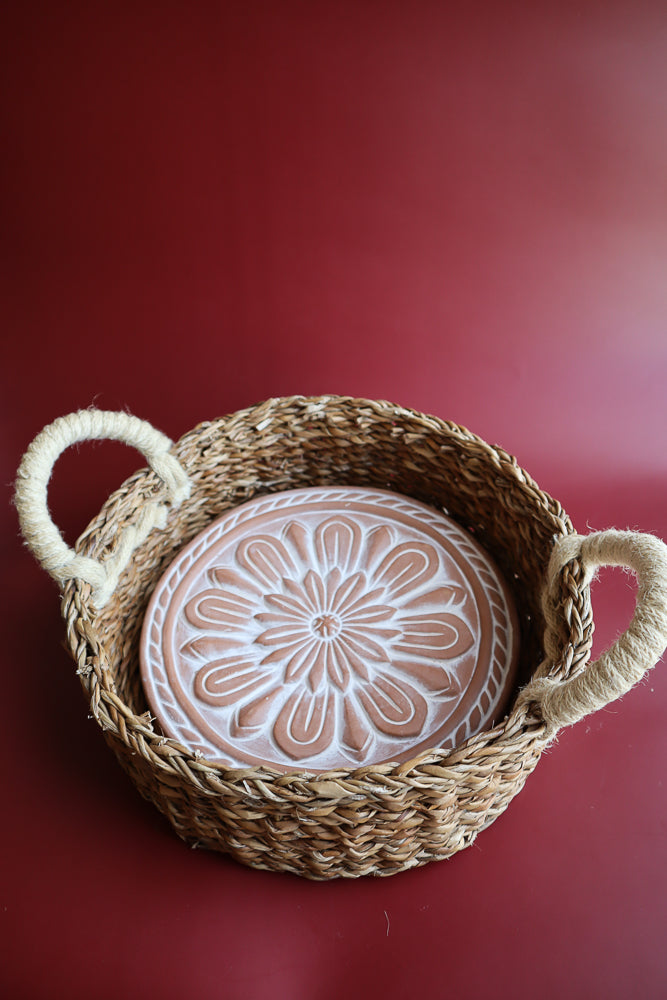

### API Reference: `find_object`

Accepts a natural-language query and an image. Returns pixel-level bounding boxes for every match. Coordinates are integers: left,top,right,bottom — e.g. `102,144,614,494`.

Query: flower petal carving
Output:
401,585,466,611
184,589,255,630
307,647,326,690
345,604,395,626
255,611,304,625
342,698,373,757
236,535,296,587
256,623,311,647
274,689,336,760
264,591,310,617
282,521,310,566
373,542,438,599
336,636,371,681
231,684,283,735
315,517,362,574
394,613,474,658
391,658,463,695
284,641,320,683
324,642,351,692
303,570,326,611
259,637,313,665
364,525,394,572
209,565,263,597
337,586,387,618
330,572,367,614
340,629,390,662
356,676,427,738
194,658,268,706
324,567,343,608
182,635,247,659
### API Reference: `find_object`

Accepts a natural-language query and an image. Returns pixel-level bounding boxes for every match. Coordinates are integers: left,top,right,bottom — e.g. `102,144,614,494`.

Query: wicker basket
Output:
15,396,667,879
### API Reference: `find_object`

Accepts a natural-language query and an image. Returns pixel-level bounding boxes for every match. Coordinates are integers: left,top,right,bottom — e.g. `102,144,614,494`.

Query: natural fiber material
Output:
15,397,667,879
518,530,667,734
15,410,190,606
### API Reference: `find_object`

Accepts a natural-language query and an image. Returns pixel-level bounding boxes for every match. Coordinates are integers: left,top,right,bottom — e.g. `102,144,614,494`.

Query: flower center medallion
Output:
312,613,341,639
140,487,519,772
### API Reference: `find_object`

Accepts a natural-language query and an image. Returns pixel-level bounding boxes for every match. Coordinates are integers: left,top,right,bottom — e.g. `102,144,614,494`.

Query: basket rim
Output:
65,394,579,794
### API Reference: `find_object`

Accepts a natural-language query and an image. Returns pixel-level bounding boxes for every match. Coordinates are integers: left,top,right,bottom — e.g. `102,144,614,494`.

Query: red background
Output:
2,3,667,998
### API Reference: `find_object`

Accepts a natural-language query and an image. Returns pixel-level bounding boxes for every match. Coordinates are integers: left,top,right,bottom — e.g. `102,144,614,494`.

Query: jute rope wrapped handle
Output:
519,530,667,735
14,410,191,608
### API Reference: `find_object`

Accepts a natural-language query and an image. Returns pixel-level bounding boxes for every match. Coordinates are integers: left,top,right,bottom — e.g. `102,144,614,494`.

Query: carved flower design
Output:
182,517,474,764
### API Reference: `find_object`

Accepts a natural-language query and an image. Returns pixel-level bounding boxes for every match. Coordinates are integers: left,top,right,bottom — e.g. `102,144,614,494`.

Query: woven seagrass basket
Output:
15,396,667,879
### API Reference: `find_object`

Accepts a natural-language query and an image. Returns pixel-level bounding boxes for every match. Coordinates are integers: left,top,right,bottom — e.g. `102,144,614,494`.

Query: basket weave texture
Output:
61,396,587,878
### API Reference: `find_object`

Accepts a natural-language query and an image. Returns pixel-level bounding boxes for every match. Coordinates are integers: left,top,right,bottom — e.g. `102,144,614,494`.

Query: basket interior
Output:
76,398,573,748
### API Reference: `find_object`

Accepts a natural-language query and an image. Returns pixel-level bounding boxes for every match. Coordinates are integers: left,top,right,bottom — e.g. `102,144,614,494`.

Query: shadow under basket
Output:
15,396,667,878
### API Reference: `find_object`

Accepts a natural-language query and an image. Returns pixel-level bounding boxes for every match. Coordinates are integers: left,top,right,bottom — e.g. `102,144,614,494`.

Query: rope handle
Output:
14,409,191,608
519,530,667,735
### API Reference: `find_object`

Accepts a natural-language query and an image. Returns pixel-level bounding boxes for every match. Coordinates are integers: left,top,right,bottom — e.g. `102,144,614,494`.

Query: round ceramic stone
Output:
140,487,519,772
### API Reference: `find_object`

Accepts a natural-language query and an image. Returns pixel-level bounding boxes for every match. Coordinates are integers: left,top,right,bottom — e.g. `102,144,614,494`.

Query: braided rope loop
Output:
15,409,191,607
520,530,667,734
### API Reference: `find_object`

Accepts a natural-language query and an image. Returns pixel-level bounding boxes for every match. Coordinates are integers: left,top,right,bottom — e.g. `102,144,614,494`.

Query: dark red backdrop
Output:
3,3,667,998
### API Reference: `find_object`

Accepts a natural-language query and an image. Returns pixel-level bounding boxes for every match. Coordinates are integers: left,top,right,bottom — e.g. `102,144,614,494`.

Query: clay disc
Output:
140,487,519,772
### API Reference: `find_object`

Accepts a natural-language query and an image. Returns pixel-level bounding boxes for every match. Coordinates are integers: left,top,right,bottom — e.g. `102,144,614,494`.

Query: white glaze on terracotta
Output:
141,488,519,771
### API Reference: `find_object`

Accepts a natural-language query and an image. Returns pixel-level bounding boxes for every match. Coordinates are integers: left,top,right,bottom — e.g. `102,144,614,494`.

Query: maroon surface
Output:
2,3,667,998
